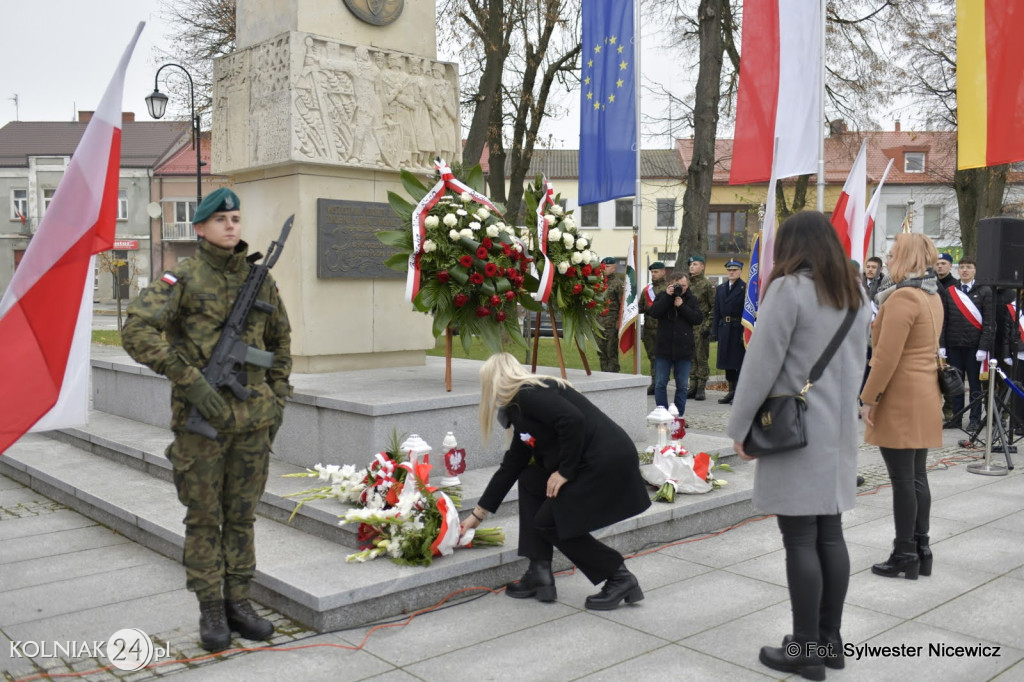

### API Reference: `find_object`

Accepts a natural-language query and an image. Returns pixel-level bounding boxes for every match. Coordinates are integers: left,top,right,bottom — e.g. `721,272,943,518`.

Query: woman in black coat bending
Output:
460,352,651,610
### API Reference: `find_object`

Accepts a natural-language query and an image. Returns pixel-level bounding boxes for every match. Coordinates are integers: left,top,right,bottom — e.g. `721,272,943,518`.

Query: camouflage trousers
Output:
689,331,710,384
598,324,620,373
642,327,657,384
166,427,271,602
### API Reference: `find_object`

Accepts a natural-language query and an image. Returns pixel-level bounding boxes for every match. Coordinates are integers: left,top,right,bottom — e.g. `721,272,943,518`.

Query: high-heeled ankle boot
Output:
718,380,735,404
505,559,556,601
871,540,920,579
916,533,933,576
784,631,844,670
584,564,644,610
760,637,826,681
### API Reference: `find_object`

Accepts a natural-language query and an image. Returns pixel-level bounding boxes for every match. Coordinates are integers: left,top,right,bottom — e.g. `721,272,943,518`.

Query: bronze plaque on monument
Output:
317,198,405,279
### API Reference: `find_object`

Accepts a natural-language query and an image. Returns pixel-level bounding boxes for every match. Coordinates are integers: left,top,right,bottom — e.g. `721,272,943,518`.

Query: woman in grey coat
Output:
727,212,869,681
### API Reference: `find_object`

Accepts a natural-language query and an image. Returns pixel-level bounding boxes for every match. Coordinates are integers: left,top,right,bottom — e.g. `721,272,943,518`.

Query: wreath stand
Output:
529,307,592,380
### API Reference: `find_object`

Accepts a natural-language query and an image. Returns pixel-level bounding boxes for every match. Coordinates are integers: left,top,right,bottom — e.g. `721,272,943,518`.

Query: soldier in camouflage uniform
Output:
122,188,292,653
639,261,667,394
686,255,715,400
598,256,624,373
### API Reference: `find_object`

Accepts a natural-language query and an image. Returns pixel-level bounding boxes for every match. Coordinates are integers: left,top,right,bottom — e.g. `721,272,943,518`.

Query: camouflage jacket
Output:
639,279,668,330
602,273,625,328
688,273,715,332
122,239,293,433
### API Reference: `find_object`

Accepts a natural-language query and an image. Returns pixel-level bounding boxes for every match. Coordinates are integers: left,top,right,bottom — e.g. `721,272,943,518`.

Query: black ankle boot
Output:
871,541,920,579
505,560,556,601
760,638,826,681
198,600,231,652
694,381,706,401
916,533,933,576
225,598,274,640
687,384,697,399
784,632,844,670
584,564,643,610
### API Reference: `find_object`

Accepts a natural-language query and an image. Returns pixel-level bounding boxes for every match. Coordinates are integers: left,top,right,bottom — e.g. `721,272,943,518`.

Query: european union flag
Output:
578,0,636,206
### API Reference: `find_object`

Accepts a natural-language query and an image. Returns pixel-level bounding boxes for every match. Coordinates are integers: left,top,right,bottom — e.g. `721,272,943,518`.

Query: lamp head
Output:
145,89,169,119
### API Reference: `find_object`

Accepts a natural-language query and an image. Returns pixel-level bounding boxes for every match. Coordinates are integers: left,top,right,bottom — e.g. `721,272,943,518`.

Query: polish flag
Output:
863,158,894,260
830,140,868,265
729,0,822,184
0,24,144,454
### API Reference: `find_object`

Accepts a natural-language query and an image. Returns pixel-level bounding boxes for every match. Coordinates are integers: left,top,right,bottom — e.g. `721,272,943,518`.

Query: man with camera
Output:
649,272,704,415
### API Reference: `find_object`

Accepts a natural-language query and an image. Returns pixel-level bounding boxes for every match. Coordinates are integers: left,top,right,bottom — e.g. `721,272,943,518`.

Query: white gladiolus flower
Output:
461,191,472,203
576,237,589,250
449,229,461,241
548,228,562,241
544,214,556,225
315,463,341,482
558,261,570,274
469,221,481,231
443,213,458,227
562,233,575,249
571,252,583,264
460,228,474,239
422,239,436,253
551,204,564,216
486,225,500,237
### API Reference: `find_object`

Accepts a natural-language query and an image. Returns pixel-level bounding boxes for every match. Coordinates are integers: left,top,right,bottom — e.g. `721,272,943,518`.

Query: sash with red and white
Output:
1010,301,1024,359
949,285,983,330
406,158,501,303
643,282,656,307
531,176,556,303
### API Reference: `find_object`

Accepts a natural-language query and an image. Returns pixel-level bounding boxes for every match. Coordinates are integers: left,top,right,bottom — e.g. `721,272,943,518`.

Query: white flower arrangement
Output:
443,213,458,227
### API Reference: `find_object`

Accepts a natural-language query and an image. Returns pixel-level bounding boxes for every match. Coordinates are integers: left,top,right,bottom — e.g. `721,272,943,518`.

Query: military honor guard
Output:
598,256,624,373
713,259,746,404
639,261,668,394
686,255,715,400
122,188,293,652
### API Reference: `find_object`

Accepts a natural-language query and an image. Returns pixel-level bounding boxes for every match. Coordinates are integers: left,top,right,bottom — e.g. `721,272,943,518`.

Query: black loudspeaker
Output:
976,217,1024,287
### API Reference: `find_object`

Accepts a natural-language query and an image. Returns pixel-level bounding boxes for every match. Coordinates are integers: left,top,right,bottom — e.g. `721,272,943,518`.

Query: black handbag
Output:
937,360,965,398
744,307,858,456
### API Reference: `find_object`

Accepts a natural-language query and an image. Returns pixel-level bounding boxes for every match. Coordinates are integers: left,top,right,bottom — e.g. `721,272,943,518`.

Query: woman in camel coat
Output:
860,233,944,581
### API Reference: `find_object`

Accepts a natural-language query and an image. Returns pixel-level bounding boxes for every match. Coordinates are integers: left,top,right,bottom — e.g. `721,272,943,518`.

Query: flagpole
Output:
632,0,642,375
816,0,825,211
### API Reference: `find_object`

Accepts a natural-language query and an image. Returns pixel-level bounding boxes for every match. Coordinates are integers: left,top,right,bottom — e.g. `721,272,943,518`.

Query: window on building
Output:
174,201,197,223
11,189,27,221
42,188,56,214
885,204,907,237
923,205,942,237
707,206,751,253
657,198,675,229
615,199,633,227
904,151,925,173
118,189,128,220
579,203,599,227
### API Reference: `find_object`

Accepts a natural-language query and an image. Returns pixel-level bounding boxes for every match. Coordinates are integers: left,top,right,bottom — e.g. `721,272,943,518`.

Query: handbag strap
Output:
924,293,946,366
803,307,858,394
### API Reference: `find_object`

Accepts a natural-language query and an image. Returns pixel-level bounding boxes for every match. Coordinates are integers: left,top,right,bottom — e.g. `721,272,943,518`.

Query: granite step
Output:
1,427,756,632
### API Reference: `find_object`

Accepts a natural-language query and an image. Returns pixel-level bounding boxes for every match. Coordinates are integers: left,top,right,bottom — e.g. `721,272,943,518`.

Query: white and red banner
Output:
0,23,144,455
730,0,822,184
863,158,894,259
758,148,779,305
830,140,867,265
618,237,639,354
407,158,500,303
532,176,556,303
643,282,656,306
949,286,983,330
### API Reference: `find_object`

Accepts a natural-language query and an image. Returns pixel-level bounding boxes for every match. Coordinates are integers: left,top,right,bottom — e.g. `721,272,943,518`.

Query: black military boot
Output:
718,380,735,404
505,560,556,601
198,600,231,652
871,540,920,579
584,564,643,610
694,380,707,401
225,598,275,640
687,384,697,399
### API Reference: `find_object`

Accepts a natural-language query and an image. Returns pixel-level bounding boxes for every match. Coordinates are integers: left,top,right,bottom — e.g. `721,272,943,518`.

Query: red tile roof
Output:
153,132,214,176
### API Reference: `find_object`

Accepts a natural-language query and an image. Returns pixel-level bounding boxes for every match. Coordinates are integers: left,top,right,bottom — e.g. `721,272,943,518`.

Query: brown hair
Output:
888,232,939,282
767,211,863,311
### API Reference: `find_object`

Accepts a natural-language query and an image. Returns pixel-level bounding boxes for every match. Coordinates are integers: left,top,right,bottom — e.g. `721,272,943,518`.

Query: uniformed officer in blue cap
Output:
712,259,746,404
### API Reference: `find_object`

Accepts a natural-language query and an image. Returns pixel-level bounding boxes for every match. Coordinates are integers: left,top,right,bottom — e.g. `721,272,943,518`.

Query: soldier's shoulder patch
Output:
160,272,178,286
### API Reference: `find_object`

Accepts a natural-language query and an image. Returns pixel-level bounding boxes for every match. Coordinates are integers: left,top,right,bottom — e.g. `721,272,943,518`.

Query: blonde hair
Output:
478,352,570,442
888,232,939,282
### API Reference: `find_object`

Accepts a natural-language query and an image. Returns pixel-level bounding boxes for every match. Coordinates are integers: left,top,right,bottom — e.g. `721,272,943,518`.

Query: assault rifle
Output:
186,214,294,439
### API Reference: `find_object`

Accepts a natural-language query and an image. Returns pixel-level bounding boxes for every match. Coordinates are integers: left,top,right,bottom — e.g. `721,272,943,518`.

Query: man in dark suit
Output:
712,260,746,404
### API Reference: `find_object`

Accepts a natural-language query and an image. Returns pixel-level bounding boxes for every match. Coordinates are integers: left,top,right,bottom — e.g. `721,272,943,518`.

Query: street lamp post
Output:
145,63,203,208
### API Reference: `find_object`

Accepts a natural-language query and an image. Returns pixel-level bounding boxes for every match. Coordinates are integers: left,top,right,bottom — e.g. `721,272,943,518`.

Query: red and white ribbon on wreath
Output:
406,158,502,303
949,285,983,330
532,176,556,303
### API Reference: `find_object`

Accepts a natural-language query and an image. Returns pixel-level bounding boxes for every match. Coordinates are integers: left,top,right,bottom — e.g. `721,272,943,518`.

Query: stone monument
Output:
213,0,461,372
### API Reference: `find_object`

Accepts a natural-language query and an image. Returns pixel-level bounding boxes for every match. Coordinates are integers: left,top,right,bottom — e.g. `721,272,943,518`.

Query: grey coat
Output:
726,272,870,516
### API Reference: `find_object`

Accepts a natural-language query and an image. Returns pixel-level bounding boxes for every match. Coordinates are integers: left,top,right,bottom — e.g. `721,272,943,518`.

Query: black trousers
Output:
725,368,740,385
516,466,623,584
948,346,983,423
776,514,850,644
879,447,931,545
